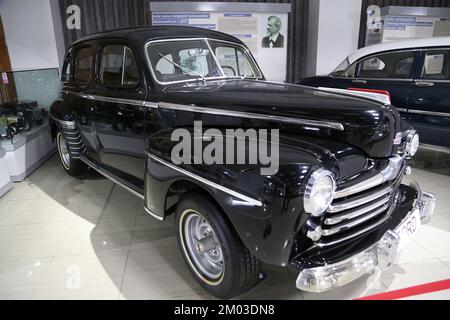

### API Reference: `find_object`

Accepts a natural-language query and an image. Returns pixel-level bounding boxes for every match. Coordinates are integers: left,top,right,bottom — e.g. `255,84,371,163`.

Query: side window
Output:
74,47,94,83
421,51,449,80
361,57,385,72
123,47,139,86
356,51,415,79
395,56,414,77
100,45,123,86
100,44,140,87
214,46,256,77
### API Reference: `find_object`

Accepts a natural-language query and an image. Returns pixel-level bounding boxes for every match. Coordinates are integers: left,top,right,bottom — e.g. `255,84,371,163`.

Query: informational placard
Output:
152,12,288,82
382,15,450,42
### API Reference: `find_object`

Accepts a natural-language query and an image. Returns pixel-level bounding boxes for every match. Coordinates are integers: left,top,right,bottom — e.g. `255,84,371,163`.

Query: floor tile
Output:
0,257,52,299
0,154,449,300
380,259,450,291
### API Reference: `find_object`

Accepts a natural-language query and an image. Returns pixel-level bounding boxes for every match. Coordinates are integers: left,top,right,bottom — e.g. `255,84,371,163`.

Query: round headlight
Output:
406,131,420,157
304,169,336,216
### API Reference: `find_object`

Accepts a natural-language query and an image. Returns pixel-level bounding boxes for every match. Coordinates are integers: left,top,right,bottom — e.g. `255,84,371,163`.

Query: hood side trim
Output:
159,102,345,131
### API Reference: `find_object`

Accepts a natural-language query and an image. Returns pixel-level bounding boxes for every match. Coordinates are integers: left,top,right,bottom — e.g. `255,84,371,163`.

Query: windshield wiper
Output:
158,53,206,84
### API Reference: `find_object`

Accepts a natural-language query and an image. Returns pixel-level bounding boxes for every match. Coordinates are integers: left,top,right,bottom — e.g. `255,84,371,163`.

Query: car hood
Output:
156,79,401,158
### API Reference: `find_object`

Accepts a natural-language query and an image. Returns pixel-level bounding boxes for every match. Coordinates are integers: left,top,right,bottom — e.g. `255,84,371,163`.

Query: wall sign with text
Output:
152,12,289,82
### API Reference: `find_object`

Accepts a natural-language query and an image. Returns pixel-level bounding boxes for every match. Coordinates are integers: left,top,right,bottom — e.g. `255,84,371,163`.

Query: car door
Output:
90,41,148,187
408,48,450,148
350,50,417,113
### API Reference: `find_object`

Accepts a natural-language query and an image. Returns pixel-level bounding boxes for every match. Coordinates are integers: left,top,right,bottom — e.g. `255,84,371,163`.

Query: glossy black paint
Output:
297,46,450,149
50,27,418,268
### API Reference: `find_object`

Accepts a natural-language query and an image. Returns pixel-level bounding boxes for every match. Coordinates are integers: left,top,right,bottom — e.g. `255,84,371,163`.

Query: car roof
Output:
347,37,450,64
71,26,245,48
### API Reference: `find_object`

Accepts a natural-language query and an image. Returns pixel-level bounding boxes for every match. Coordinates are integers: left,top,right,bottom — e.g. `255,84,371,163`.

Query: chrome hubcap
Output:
57,133,71,169
183,212,224,280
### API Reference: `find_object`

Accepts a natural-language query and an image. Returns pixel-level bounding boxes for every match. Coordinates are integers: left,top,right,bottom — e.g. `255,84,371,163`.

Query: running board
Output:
79,156,145,200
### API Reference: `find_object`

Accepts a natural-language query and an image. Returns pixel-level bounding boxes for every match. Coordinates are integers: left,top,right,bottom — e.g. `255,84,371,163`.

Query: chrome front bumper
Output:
296,183,436,293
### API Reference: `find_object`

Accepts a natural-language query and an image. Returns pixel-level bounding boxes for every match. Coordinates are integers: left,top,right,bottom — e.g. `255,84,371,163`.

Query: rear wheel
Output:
175,193,262,299
56,132,87,177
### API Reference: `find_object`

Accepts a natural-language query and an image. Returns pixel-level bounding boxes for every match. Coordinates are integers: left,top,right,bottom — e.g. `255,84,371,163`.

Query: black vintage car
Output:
297,37,450,150
50,26,436,299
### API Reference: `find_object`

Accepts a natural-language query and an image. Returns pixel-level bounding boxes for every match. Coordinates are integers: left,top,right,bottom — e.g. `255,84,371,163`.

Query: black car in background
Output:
297,37,450,150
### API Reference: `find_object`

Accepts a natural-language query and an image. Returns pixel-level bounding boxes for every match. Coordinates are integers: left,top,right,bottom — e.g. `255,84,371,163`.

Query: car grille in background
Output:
319,156,405,247
61,127,86,159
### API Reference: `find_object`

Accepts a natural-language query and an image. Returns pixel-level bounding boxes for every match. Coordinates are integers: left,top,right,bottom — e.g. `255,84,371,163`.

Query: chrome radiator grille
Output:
319,156,405,246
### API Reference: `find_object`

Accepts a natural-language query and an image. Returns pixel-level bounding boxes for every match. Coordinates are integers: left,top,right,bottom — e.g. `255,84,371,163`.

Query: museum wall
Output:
305,0,363,76
0,0,64,109
0,0,60,71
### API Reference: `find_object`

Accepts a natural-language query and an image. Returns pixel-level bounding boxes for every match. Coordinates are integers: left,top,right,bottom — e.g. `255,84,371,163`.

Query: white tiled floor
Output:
0,155,449,300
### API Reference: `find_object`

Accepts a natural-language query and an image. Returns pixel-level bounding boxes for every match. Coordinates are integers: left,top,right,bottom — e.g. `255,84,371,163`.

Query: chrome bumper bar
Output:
296,183,436,293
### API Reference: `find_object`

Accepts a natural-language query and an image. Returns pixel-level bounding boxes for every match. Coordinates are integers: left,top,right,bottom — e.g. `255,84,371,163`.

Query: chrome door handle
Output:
415,81,434,87
352,79,367,84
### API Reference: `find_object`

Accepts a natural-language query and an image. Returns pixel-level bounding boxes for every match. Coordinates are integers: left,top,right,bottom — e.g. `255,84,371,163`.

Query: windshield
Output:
330,58,350,77
146,39,263,84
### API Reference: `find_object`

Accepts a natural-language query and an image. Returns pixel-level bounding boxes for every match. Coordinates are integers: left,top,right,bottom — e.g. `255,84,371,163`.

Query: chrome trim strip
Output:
335,174,384,199
355,77,413,82
328,185,393,213
144,206,164,221
396,108,408,113
64,90,344,131
79,156,145,200
416,79,450,84
325,197,390,225
91,95,144,107
66,146,83,150
330,75,414,82
159,102,345,131
334,156,404,199
62,91,159,109
322,204,389,236
146,152,263,207
320,208,391,242
406,109,449,118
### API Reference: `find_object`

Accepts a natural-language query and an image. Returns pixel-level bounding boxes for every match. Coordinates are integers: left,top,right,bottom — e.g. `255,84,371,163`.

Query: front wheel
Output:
175,193,262,299
56,132,87,177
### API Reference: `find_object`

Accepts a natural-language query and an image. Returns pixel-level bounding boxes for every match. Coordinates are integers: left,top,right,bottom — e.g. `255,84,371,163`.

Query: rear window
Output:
73,47,94,83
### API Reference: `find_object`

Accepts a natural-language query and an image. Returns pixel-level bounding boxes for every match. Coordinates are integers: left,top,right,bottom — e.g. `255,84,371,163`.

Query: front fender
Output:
144,127,351,265
49,99,75,127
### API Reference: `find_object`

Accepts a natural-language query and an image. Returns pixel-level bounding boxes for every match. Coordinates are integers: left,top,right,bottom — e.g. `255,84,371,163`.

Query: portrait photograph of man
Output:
261,15,285,48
